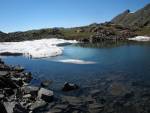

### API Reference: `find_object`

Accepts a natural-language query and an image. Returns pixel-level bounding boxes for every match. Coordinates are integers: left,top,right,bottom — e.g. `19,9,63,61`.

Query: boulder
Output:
88,103,104,113
0,71,9,76
13,66,24,72
24,72,32,83
30,100,47,112
49,108,63,113
3,102,16,113
23,94,32,99
13,103,28,113
61,96,84,106
62,82,79,91
38,88,54,102
109,82,128,96
52,104,69,110
22,86,39,97
0,94,4,100
41,80,53,88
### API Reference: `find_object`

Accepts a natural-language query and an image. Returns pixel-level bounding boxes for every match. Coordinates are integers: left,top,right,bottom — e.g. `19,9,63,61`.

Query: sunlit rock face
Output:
128,36,150,41
0,38,77,58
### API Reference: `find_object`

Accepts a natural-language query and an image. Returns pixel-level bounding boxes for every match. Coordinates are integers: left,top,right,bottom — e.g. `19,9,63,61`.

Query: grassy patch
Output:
60,28,94,40
136,27,150,36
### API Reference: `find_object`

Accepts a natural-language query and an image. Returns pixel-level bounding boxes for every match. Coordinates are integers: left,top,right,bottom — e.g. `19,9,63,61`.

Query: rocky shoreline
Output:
0,58,83,113
0,58,150,113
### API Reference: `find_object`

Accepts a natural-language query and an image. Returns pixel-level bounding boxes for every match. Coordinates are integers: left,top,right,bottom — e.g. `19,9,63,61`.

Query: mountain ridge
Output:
111,3,150,27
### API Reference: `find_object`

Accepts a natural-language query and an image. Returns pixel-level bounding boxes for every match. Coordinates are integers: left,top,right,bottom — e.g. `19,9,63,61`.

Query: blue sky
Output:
0,0,149,32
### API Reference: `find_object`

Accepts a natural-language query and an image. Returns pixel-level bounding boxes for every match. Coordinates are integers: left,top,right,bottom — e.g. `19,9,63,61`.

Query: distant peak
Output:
111,3,150,27
144,3,150,9
124,9,130,14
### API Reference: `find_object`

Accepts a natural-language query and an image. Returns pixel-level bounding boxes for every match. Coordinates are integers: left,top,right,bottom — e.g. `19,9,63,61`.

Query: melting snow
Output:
128,36,150,41
58,59,96,64
0,38,77,58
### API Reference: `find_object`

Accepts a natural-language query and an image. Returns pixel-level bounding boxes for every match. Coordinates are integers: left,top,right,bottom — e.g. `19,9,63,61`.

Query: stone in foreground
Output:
41,80,53,88
62,82,79,91
38,88,54,102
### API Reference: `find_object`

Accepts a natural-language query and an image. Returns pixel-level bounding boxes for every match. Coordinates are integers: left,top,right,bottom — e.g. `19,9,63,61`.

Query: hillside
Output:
111,3,150,27
0,23,136,43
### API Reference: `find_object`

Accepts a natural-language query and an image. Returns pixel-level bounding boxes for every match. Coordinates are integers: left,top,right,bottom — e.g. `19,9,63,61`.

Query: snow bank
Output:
58,59,96,64
128,36,150,41
0,38,77,58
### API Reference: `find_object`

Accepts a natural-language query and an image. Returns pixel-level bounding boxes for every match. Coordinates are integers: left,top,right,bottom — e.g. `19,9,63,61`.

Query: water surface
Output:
2,41,150,93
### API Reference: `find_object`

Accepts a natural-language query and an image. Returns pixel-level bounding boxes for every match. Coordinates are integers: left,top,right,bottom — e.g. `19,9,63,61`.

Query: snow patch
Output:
58,59,96,64
128,36,150,41
0,38,77,58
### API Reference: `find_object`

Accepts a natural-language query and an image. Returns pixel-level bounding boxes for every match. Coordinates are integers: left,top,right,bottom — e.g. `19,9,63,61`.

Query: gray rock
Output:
61,96,84,106
88,103,104,113
53,104,68,110
41,80,53,88
30,100,47,112
22,86,39,97
72,110,79,113
62,82,79,91
13,103,28,113
38,88,54,102
3,102,16,113
13,66,24,72
23,94,32,99
109,82,128,96
0,71,9,76
90,89,100,97
0,94,4,100
49,108,62,113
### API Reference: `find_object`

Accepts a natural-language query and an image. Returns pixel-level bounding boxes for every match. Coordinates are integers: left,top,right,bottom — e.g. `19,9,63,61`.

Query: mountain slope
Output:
112,3,150,27
0,31,10,42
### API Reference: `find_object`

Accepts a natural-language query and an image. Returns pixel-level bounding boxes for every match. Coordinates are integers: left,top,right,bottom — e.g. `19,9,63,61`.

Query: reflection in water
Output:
76,40,150,48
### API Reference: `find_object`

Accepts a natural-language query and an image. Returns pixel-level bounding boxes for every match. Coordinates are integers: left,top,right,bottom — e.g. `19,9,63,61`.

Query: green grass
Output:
136,27,150,36
60,28,94,40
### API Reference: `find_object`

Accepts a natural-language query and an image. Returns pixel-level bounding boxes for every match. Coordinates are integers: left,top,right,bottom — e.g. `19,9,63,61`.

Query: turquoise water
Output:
2,42,150,91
